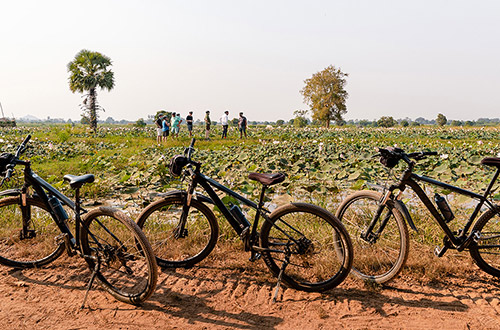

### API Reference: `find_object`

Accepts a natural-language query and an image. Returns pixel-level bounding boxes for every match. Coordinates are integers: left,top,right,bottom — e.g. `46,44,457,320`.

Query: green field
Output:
2,124,498,198
1,123,499,261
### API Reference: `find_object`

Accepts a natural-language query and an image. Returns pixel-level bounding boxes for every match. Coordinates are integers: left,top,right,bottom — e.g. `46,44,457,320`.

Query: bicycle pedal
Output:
434,245,448,257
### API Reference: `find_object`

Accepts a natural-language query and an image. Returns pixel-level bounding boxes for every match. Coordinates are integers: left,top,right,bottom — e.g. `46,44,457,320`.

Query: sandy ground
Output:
1,246,500,330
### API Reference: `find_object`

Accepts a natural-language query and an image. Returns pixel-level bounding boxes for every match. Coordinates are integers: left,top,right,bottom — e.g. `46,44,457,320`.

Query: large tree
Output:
436,113,447,126
300,65,348,127
377,116,396,127
67,50,114,133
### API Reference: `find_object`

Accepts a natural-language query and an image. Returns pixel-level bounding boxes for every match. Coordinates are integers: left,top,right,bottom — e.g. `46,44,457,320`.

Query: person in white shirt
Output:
220,110,229,139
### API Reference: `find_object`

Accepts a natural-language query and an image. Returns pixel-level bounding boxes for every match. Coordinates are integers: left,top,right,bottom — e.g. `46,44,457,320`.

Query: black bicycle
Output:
137,139,353,294
0,135,158,305
336,146,500,284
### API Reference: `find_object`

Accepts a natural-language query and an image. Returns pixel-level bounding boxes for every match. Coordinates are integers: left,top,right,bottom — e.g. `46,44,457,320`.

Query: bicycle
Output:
136,138,353,298
336,146,500,284
0,135,158,306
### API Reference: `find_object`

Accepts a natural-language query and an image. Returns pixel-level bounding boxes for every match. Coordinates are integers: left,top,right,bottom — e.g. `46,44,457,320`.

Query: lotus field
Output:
1,124,499,227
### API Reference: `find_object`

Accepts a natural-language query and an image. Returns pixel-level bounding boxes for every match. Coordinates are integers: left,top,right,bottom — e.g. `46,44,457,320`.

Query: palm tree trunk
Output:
89,88,97,133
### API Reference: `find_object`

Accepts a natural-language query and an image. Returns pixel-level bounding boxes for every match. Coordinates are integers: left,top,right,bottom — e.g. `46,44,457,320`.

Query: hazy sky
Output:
1,0,499,122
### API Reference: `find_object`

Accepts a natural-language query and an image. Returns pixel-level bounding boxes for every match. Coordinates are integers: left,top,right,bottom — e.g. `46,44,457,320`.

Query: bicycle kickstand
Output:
81,259,101,309
271,249,290,304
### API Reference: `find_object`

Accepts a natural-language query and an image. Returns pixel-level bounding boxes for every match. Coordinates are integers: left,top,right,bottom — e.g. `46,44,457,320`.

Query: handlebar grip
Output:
22,134,32,146
185,138,196,160
15,134,32,158
423,151,438,156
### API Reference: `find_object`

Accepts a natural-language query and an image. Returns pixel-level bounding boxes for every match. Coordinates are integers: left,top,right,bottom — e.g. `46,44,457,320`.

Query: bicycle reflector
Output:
169,155,188,177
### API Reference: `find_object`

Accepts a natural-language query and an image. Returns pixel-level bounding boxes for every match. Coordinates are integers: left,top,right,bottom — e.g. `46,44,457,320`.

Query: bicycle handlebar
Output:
14,134,31,158
407,151,438,159
181,138,202,176
376,147,438,168
2,134,31,184
185,138,196,161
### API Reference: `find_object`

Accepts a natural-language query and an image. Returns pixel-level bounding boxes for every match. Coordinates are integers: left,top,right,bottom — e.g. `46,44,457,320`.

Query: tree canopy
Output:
377,116,396,127
67,50,114,133
300,65,349,127
293,110,308,128
436,113,447,126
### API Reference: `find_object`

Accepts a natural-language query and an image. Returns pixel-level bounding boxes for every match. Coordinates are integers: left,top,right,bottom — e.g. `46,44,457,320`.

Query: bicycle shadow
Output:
143,289,283,330
4,261,282,329
4,256,489,328
138,266,283,329
151,263,472,319
6,260,90,291
323,284,469,316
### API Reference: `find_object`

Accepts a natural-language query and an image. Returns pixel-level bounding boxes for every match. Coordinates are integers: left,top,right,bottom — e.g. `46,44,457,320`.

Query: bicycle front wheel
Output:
80,207,158,305
136,195,219,268
336,190,409,284
260,203,353,292
469,207,500,277
0,196,65,268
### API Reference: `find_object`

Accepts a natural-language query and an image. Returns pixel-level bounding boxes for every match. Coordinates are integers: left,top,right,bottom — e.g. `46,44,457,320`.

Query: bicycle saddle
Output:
481,157,500,168
63,174,95,189
248,172,286,186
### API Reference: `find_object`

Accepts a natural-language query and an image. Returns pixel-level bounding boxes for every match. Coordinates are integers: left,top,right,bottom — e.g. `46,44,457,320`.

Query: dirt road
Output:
1,246,500,329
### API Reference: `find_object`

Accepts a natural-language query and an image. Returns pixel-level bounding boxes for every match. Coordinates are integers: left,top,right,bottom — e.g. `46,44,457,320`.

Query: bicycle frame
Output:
18,161,86,251
385,164,500,251
185,169,268,251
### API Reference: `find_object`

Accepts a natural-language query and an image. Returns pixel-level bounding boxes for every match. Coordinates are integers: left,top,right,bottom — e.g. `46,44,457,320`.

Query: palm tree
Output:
67,50,114,133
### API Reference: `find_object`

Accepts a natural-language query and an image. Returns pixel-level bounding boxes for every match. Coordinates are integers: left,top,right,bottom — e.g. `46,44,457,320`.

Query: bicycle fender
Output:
0,188,21,197
393,200,418,232
160,190,214,204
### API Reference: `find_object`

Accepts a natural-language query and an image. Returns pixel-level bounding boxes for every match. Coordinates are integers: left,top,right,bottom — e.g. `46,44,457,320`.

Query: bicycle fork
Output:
174,200,191,239
361,191,393,244
19,193,36,240
174,185,197,239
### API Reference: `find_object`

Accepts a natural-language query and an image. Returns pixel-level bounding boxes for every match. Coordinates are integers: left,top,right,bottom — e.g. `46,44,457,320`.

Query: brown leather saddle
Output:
248,172,286,186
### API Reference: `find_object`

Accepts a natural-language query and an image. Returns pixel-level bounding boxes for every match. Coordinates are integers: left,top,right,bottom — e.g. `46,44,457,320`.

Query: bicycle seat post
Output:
258,185,267,209
74,188,81,211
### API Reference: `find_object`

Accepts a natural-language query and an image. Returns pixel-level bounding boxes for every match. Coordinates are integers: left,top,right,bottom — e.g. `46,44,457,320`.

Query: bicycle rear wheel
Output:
136,195,219,268
260,203,353,292
80,207,158,305
335,190,409,284
0,196,65,268
469,207,500,277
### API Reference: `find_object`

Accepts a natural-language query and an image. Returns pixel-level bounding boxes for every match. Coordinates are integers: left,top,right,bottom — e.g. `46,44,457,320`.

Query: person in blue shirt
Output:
162,116,170,142
172,113,182,137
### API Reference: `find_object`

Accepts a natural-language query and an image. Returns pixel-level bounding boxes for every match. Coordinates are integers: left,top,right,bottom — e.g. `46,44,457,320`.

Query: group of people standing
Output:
156,110,247,143
155,111,194,143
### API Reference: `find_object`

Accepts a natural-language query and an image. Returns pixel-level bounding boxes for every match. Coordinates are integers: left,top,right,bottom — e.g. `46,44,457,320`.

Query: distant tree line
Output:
15,114,500,128
344,116,500,128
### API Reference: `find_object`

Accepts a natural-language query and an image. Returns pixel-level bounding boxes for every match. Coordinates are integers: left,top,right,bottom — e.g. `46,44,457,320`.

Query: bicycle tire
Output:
335,190,409,284
0,196,65,268
79,207,158,305
260,202,353,292
136,195,219,268
469,207,500,277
